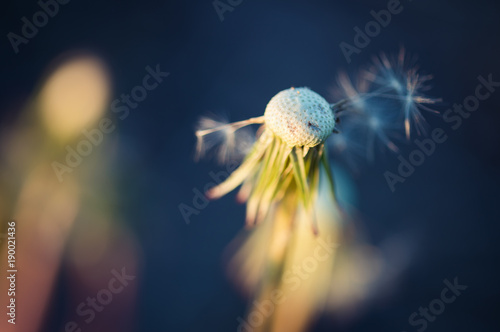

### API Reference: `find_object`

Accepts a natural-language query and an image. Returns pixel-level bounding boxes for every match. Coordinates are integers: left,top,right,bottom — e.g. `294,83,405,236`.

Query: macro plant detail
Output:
195,49,441,332
197,87,340,234
1,1,495,331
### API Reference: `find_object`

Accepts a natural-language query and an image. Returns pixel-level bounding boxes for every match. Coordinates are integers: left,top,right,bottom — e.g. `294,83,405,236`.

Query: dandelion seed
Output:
195,115,258,163
332,73,401,162
330,49,441,164
364,48,442,139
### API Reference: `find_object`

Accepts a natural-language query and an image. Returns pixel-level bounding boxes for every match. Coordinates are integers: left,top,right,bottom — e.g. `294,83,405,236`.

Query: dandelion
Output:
197,87,341,234
195,51,440,332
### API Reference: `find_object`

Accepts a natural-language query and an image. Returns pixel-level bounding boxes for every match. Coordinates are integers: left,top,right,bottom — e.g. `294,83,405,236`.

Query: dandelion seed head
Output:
264,87,336,148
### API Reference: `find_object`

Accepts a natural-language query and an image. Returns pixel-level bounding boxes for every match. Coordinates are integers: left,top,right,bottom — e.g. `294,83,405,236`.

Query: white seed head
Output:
264,87,335,147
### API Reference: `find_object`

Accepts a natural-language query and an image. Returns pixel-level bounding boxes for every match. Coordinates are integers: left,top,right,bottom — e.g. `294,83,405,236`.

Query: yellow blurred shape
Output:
15,164,80,251
69,217,111,269
39,55,110,141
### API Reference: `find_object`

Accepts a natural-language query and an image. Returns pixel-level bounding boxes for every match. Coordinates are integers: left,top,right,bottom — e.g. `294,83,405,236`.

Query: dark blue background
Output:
1,0,499,331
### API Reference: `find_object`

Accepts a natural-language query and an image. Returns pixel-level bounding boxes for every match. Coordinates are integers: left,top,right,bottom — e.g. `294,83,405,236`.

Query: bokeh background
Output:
0,0,499,331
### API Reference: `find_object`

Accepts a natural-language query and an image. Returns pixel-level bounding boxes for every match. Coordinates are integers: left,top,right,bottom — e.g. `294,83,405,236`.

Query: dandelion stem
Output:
259,197,299,332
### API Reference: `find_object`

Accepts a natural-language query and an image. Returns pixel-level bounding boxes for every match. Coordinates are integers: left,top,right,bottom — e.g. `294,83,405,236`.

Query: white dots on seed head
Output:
264,87,335,147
